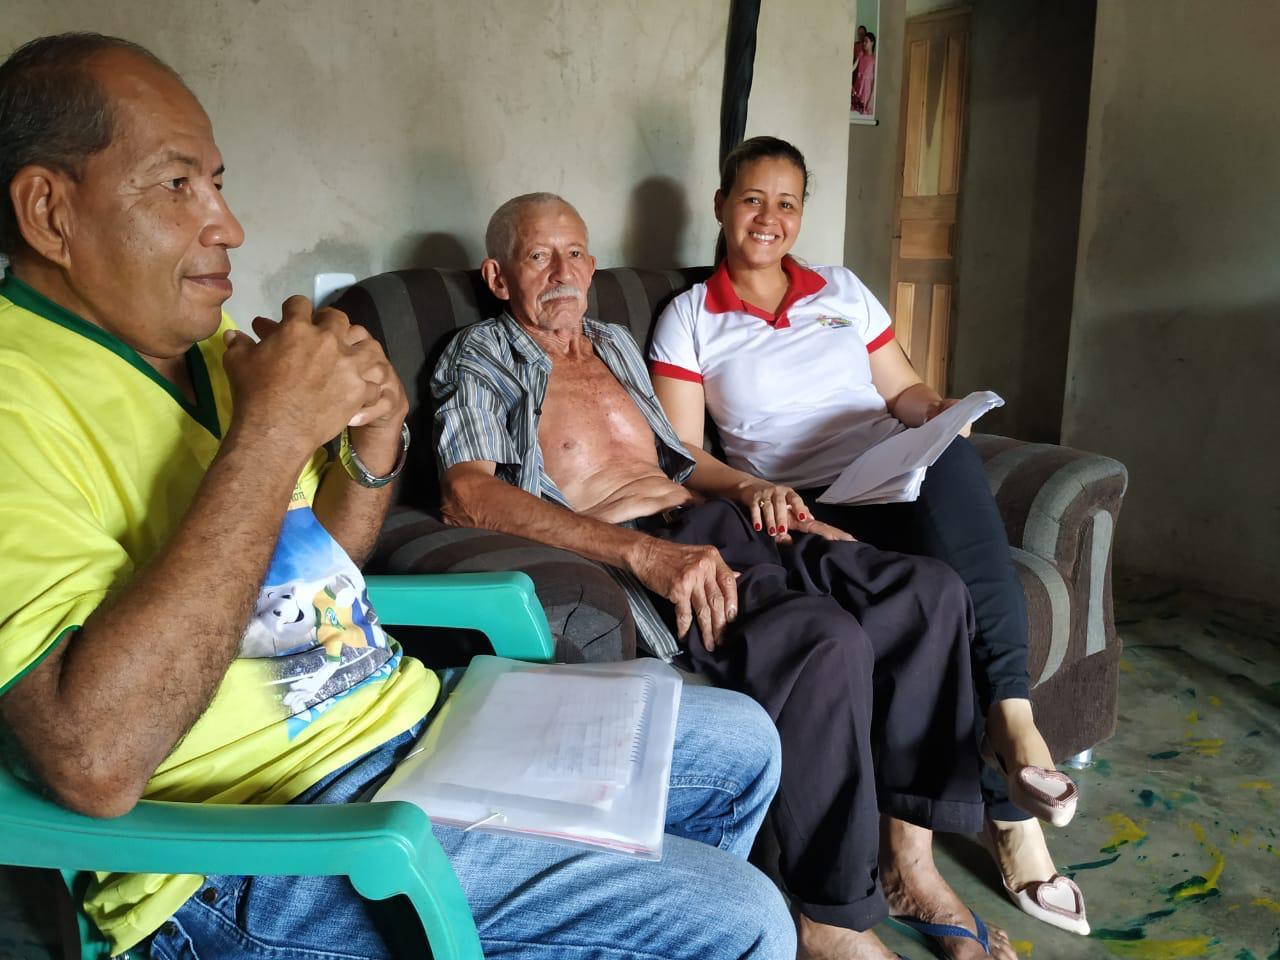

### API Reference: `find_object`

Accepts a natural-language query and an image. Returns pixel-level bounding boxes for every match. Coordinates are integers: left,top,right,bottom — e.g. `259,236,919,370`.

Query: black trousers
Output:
800,436,1032,822
639,498,982,930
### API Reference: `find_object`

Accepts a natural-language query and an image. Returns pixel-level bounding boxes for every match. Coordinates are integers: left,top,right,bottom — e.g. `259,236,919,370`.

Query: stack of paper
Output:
817,391,1004,506
373,656,682,859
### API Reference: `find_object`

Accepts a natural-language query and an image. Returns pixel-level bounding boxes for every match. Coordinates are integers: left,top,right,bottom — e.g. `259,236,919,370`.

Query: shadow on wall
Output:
391,232,472,270
621,176,690,270
1013,2,1095,445
390,143,482,272
947,0,1095,445
258,236,372,309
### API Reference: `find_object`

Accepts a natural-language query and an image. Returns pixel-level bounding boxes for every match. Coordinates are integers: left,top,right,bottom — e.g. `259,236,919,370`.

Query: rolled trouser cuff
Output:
986,796,1034,822
988,678,1032,706
793,884,888,932
881,790,985,835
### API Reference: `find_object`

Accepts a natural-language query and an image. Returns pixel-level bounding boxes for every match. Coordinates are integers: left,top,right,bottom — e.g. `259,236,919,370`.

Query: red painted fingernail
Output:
778,526,787,534
799,513,808,520
754,522,762,531
768,527,776,535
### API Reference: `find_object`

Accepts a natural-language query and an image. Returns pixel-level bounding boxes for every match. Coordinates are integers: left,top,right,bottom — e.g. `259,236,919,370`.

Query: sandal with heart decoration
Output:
979,734,1079,827
981,818,1090,936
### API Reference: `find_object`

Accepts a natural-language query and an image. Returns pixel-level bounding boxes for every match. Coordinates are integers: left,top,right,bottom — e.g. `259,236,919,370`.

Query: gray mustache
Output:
538,284,581,304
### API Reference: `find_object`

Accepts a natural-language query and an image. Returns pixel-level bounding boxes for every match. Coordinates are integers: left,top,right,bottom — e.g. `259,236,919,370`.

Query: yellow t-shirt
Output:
0,274,438,953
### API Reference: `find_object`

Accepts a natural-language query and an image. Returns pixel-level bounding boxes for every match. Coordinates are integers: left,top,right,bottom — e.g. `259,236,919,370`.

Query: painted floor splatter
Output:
2,576,1277,959
880,575,1280,960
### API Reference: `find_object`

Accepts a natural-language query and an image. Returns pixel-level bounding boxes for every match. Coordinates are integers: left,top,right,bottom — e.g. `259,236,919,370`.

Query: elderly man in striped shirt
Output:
431,193,1016,960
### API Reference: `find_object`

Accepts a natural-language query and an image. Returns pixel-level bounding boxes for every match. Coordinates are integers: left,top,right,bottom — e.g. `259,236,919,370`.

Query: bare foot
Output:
796,913,898,960
985,699,1055,772
880,818,1017,960
984,817,1058,890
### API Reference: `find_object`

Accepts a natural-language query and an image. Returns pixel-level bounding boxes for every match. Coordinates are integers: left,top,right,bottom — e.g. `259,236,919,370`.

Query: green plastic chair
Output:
0,572,556,960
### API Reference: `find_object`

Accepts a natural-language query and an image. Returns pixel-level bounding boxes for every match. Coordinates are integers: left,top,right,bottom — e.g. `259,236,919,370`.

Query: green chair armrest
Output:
2,571,551,959
0,765,482,960
366,572,554,662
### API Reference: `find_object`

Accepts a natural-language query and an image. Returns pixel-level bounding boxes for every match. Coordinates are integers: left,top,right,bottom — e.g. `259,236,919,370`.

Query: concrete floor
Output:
3,575,1278,959
877,576,1280,960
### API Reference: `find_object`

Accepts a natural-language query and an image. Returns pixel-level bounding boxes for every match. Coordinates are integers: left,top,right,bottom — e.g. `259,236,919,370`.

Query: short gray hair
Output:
484,192,586,263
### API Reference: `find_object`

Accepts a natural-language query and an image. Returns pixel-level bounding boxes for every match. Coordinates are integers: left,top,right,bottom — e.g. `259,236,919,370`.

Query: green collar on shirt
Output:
0,271,221,438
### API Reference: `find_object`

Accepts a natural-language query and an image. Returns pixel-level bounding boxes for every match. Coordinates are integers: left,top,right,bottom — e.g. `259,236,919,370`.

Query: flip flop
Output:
890,909,990,957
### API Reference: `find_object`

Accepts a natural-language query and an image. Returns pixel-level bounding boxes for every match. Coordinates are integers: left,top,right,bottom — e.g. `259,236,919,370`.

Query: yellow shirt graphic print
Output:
315,583,371,660
241,478,394,732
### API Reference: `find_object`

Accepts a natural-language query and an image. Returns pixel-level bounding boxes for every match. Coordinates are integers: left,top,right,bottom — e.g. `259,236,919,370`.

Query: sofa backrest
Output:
331,266,712,511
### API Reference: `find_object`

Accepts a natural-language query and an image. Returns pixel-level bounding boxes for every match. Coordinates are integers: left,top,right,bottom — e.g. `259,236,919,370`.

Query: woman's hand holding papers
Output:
925,398,973,438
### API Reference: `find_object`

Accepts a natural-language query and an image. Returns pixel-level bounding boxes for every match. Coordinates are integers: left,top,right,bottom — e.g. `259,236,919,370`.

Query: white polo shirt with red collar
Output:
649,257,901,490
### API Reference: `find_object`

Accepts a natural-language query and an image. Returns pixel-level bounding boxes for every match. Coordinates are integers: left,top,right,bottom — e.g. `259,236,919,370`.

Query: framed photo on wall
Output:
850,0,880,125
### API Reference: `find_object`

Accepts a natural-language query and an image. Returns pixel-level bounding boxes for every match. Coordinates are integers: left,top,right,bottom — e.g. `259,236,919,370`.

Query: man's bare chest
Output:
537,354,656,461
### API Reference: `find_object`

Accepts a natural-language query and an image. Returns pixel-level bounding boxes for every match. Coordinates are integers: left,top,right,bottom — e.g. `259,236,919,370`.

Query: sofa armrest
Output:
369,506,635,663
969,433,1128,578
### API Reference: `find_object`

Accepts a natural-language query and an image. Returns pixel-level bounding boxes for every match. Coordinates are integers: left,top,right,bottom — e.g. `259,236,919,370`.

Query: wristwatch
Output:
338,422,410,488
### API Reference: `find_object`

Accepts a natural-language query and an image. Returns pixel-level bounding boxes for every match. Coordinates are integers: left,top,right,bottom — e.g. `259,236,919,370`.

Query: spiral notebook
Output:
373,656,682,859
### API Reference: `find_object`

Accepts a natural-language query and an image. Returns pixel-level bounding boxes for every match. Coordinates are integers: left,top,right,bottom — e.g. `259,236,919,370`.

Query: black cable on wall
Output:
720,0,761,164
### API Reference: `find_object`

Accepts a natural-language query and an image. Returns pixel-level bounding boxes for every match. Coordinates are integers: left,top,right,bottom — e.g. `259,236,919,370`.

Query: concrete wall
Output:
1063,0,1280,602
1,0,853,320
948,0,1094,441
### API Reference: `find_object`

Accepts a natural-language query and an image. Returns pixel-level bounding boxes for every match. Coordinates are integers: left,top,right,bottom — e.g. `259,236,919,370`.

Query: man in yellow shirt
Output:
0,33,793,959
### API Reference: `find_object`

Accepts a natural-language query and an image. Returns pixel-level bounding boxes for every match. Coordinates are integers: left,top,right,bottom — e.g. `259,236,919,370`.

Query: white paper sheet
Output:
817,391,1004,506
373,656,682,859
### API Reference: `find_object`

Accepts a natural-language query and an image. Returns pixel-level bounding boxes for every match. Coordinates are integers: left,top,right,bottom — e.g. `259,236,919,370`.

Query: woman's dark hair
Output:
865,32,877,51
714,136,811,263
0,33,176,257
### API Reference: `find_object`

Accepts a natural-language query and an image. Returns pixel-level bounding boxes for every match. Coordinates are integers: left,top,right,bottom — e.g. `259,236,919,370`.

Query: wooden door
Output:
890,7,971,394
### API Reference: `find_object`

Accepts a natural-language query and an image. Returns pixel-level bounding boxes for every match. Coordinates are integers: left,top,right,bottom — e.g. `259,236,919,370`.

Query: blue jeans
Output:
147,684,793,960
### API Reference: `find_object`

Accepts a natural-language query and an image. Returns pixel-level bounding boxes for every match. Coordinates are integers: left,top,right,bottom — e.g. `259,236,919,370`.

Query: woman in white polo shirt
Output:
650,136,1089,940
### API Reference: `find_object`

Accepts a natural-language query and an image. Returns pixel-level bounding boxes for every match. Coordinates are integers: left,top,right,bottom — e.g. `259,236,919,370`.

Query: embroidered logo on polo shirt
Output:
816,315,854,328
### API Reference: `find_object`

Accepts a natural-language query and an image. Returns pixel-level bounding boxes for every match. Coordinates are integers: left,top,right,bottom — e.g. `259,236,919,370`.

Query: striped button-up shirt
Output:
431,312,695,660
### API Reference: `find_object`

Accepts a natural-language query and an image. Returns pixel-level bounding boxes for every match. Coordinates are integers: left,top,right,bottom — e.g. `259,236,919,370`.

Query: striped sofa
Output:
333,267,1127,760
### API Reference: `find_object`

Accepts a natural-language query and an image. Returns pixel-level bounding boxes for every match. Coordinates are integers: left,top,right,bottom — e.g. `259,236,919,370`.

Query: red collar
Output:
703,256,826,329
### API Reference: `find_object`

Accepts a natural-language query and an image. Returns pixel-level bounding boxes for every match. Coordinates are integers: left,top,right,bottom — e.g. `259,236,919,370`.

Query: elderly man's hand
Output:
223,296,404,463
630,538,739,651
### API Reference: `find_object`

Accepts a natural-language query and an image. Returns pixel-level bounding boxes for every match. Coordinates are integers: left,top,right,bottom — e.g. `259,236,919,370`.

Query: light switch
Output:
313,272,357,307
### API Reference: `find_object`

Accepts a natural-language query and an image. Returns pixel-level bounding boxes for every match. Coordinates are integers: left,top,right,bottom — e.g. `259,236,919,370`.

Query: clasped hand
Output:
222,295,408,463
